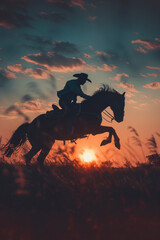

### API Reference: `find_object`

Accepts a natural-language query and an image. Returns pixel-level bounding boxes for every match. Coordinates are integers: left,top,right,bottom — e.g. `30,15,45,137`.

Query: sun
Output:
79,149,97,163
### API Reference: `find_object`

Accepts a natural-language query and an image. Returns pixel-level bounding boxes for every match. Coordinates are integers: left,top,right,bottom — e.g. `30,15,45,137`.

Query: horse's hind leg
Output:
37,141,54,167
24,146,40,166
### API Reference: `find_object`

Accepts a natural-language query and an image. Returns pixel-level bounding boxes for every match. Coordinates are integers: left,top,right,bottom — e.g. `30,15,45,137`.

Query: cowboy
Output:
57,73,92,134
57,73,92,113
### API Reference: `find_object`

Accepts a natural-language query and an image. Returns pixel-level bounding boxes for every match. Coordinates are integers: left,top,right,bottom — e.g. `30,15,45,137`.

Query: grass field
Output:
0,156,160,240
0,127,160,239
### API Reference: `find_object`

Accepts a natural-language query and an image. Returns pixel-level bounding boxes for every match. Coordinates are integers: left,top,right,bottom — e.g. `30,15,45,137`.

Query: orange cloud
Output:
135,47,147,53
96,51,112,57
0,22,14,29
8,64,24,73
146,66,160,71
47,0,85,9
140,73,158,78
24,68,53,80
8,64,54,80
125,92,135,98
131,39,160,53
139,103,149,107
14,99,50,112
143,82,160,89
84,53,91,59
21,52,117,73
119,81,138,92
3,69,17,79
109,73,129,81
71,0,85,9
97,64,117,72
0,114,18,119
21,52,86,72
127,99,137,104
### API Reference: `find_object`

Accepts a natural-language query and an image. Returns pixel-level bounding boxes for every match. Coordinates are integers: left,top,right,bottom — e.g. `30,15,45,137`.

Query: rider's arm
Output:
69,83,90,99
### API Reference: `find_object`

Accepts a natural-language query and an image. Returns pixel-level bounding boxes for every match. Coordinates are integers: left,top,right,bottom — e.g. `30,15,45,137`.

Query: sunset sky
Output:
0,0,160,156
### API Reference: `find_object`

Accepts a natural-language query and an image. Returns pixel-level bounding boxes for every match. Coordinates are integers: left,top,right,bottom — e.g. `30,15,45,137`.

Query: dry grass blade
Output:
146,135,158,154
128,126,139,137
156,132,160,137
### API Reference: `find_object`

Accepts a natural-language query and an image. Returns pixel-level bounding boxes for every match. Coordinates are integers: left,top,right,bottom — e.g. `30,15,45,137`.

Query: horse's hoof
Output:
115,139,120,149
100,138,111,146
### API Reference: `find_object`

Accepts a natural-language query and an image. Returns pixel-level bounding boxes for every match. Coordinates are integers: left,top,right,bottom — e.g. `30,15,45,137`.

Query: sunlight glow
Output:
79,149,97,163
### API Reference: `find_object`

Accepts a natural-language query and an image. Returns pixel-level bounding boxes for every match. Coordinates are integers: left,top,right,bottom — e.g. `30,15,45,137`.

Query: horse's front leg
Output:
92,126,120,149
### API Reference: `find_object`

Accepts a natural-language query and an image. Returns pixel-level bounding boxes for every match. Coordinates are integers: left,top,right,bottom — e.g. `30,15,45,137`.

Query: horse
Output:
4,85,125,166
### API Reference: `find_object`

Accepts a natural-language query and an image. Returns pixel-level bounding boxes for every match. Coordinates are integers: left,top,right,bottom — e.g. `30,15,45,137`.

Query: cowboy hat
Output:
73,73,92,82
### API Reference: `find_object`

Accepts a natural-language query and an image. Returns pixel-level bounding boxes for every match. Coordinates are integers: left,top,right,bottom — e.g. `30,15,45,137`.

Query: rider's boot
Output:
52,104,60,111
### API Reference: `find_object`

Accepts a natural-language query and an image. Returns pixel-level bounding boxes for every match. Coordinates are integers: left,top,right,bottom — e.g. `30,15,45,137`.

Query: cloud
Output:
146,66,160,71
21,52,86,72
143,82,160,89
8,64,24,73
8,64,56,81
127,99,137,104
97,64,117,72
47,0,85,10
0,69,15,88
5,105,30,121
131,39,160,53
3,98,50,121
140,73,158,78
125,92,135,98
24,34,53,46
139,103,149,107
84,53,91,59
71,0,85,9
47,0,74,12
23,34,54,52
96,51,109,56
119,81,138,92
24,68,54,80
109,73,129,82
96,50,117,64
88,16,97,21
52,41,80,54
3,69,17,79
21,94,34,103
14,99,48,112
0,114,18,120
0,8,33,29
7,64,56,98
38,11,66,24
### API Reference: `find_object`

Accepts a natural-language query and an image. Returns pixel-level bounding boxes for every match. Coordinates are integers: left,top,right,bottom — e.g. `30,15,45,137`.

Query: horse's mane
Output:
92,84,118,96
82,84,120,104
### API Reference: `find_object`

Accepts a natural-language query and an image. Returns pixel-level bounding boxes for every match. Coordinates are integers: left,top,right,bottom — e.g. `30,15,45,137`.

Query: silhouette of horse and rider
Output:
4,73,125,166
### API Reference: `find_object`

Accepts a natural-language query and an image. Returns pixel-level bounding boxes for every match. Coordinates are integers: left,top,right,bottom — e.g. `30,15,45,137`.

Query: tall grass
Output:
128,126,146,162
0,130,160,240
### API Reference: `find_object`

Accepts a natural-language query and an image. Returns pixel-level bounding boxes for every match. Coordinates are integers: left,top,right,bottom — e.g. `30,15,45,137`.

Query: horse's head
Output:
82,85,125,122
110,92,125,123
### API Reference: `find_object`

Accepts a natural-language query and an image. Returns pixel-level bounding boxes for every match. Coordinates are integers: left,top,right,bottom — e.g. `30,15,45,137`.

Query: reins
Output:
103,110,115,123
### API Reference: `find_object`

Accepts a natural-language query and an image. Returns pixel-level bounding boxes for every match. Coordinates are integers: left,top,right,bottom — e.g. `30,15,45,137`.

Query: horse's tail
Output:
4,123,29,157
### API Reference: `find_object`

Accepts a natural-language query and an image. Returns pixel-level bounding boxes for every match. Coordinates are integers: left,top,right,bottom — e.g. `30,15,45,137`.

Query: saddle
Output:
45,103,81,119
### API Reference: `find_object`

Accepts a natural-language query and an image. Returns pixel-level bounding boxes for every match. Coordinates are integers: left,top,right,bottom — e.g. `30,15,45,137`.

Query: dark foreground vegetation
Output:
0,156,160,240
